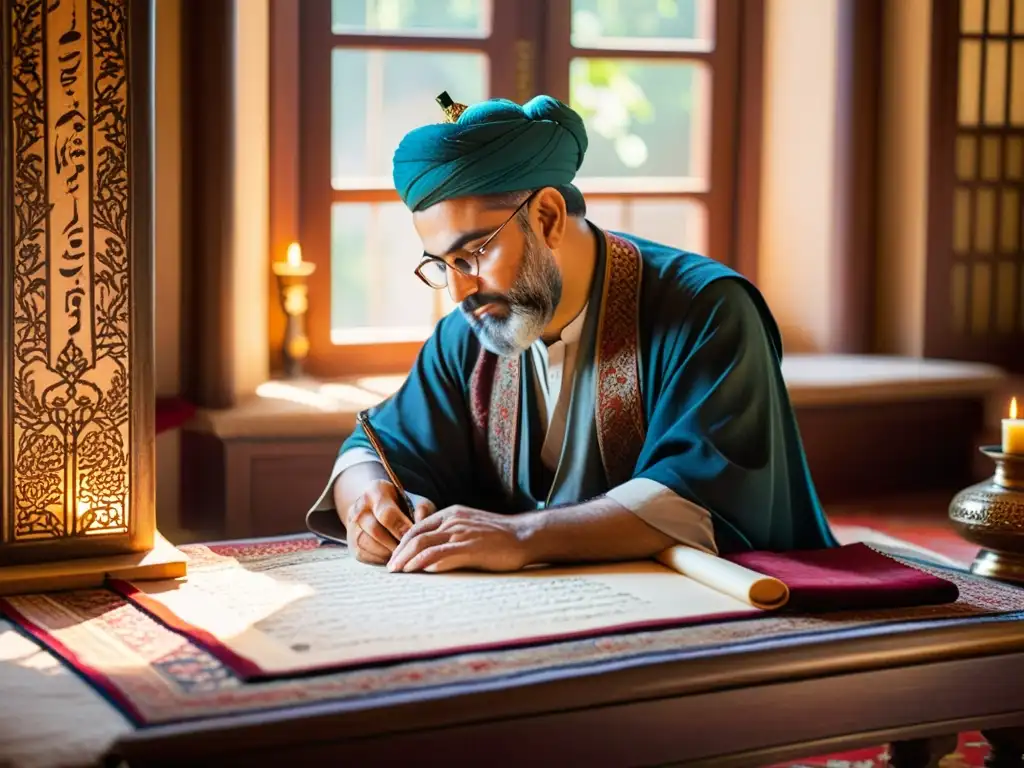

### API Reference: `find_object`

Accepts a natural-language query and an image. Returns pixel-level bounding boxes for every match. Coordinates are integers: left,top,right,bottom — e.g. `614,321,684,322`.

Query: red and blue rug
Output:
1,531,1021,729
769,732,990,766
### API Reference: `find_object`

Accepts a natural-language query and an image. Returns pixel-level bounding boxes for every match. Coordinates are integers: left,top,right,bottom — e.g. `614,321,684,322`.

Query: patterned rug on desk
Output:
1,537,1024,727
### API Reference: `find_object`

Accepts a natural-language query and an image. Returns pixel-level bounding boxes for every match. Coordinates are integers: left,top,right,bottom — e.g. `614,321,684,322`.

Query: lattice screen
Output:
951,0,1024,338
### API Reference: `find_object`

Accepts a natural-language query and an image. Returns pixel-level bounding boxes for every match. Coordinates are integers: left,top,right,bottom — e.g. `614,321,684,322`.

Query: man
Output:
306,93,837,573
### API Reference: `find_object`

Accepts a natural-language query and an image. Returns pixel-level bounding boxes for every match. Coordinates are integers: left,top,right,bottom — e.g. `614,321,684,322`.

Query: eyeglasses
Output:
413,192,536,290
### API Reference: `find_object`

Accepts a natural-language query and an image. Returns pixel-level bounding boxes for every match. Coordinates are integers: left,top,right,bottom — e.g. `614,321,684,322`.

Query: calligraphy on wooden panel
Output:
8,0,131,541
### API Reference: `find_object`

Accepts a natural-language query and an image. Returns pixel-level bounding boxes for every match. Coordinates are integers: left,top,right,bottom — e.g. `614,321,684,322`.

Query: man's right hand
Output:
343,479,436,565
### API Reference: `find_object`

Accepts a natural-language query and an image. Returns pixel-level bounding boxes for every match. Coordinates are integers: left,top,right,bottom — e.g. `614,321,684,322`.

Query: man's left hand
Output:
387,506,533,573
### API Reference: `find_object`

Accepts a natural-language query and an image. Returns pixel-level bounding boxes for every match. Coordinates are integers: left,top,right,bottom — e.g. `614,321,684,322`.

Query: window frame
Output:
270,0,763,378
542,0,740,263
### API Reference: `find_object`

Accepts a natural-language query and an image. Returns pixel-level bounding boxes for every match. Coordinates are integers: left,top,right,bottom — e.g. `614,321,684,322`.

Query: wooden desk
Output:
105,614,1024,767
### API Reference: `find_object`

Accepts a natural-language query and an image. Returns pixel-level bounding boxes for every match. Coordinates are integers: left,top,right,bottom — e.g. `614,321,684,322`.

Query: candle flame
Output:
1012,397,1018,420
286,242,302,268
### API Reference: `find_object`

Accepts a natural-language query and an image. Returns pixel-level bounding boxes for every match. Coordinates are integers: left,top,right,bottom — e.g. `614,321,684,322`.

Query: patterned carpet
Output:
831,514,981,566
768,732,990,767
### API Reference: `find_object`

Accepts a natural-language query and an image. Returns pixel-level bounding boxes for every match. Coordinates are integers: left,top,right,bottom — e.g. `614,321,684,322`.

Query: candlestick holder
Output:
948,447,1024,583
272,260,316,378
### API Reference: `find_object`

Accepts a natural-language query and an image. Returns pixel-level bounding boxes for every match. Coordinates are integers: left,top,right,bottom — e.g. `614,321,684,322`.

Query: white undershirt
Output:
529,304,587,471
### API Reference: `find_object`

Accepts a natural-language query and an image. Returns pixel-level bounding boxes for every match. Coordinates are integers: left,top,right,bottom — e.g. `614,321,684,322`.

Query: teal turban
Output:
392,95,589,212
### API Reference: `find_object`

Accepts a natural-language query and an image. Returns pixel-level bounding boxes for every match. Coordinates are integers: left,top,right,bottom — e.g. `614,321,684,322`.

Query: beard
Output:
458,225,562,356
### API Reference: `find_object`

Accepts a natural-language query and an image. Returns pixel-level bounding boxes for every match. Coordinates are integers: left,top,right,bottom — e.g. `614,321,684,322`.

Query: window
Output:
284,0,749,376
923,0,1024,370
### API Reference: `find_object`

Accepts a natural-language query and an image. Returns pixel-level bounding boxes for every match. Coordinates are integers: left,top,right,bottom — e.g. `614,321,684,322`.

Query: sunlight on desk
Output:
254,376,407,413
131,549,315,644
0,630,63,675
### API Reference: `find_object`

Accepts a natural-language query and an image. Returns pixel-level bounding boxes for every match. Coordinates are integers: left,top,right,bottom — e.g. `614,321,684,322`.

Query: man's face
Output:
412,196,563,355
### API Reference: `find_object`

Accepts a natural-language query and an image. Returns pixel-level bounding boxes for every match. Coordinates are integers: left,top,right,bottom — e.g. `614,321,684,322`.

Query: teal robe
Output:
331,229,836,555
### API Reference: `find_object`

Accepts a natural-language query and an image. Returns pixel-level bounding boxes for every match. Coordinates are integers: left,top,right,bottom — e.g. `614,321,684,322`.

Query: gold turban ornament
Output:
436,91,468,123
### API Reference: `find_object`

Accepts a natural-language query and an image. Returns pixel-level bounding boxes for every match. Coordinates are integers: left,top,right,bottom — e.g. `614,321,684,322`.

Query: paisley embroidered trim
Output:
469,351,496,436
469,230,645,498
594,233,646,487
469,349,520,498
487,354,520,497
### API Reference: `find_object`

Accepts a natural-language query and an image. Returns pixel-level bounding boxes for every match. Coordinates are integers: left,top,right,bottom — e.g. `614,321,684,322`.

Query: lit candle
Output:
1003,397,1024,454
272,241,315,278
286,242,302,268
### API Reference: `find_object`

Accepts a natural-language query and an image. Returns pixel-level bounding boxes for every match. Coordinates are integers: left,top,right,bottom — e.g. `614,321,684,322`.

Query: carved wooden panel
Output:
926,0,1024,371
1,0,155,564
